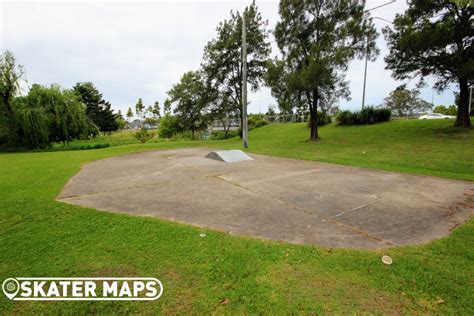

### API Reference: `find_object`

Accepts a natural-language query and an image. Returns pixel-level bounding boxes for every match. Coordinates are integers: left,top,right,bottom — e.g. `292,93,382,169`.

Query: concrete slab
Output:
206,149,254,163
58,148,474,249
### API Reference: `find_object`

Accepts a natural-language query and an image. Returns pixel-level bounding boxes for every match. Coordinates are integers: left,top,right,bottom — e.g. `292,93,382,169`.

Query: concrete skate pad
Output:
58,148,474,248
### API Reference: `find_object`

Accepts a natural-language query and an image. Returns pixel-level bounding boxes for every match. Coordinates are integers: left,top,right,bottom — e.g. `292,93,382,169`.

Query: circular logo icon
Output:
2,278,20,300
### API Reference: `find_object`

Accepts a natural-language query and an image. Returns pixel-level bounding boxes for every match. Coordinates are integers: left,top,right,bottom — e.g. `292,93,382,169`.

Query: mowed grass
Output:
214,119,474,181
0,119,473,314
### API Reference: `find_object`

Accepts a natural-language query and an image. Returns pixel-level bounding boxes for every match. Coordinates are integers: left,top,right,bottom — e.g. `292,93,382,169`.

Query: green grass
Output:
1,119,473,314
213,119,474,181
52,129,152,149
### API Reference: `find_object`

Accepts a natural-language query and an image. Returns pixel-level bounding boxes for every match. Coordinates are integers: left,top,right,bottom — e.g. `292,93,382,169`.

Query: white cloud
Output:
1,0,456,116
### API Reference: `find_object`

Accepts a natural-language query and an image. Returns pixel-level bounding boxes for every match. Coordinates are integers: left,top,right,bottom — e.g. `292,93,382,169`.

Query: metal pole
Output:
242,13,248,148
431,88,435,108
361,0,396,110
469,85,472,115
361,36,369,109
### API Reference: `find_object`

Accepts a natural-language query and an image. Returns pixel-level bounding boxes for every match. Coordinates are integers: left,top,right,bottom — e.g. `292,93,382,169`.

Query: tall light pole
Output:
361,1,396,109
242,12,248,148
361,36,369,109
469,84,472,115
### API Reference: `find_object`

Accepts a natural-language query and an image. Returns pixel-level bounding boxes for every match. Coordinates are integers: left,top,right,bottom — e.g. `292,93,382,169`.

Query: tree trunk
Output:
309,90,320,141
454,77,471,128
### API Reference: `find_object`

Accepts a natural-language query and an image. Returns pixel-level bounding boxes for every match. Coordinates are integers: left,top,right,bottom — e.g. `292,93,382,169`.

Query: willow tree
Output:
275,0,377,140
384,0,473,128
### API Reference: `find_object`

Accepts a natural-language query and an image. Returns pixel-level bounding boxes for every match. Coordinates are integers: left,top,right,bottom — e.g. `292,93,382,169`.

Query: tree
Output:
275,0,377,140
12,96,50,149
73,82,118,133
208,91,235,134
135,98,144,120
163,99,172,115
98,101,119,134
167,71,209,134
265,58,300,115
115,110,126,130
158,114,181,138
383,87,432,117
126,107,134,125
0,50,26,146
384,1,473,127
152,101,161,118
146,105,153,119
17,84,92,147
202,2,271,131
433,104,457,116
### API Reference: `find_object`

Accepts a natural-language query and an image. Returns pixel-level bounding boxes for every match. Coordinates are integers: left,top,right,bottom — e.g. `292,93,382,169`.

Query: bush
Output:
158,114,181,138
336,107,391,125
209,130,239,140
306,111,332,127
134,128,154,143
433,105,457,116
375,108,392,122
248,116,269,130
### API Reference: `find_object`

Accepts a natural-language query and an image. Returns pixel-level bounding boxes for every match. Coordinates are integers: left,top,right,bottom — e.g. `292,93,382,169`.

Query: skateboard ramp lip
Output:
205,150,254,163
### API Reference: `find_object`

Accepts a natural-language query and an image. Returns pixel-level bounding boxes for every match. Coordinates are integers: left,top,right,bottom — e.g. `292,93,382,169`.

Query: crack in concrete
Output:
239,169,323,185
214,173,393,246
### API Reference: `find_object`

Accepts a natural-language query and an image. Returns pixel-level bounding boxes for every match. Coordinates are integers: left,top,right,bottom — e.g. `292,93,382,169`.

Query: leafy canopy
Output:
167,71,210,133
274,0,377,140
383,87,432,117
202,3,271,121
384,0,473,127
73,82,118,133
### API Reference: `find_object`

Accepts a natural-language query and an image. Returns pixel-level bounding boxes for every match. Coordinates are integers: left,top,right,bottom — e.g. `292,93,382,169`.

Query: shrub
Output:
134,128,154,143
433,105,457,116
158,114,182,138
209,130,239,140
306,111,332,128
375,108,392,122
336,107,391,125
248,116,269,130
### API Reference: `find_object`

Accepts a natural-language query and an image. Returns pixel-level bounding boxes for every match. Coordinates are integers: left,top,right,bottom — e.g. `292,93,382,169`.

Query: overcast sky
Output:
1,0,457,116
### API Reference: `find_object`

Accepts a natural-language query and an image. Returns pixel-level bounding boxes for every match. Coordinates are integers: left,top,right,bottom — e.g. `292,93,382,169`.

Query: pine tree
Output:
126,107,133,124
163,99,172,115
152,101,161,118
135,98,144,120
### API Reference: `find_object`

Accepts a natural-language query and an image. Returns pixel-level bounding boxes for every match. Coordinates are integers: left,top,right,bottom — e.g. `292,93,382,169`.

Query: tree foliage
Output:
135,98,145,120
384,0,473,127
433,104,458,115
265,58,307,115
202,2,271,128
163,99,171,115
126,107,134,122
383,87,432,117
274,0,377,140
152,101,161,118
115,110,126,130
0,50,26,146
158,113,181,138
167,71,209,134
13,84,94,148
73,82,118,133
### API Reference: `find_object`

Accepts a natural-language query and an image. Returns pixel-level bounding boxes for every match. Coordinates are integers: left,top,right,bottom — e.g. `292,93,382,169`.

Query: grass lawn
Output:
1,119,473,314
